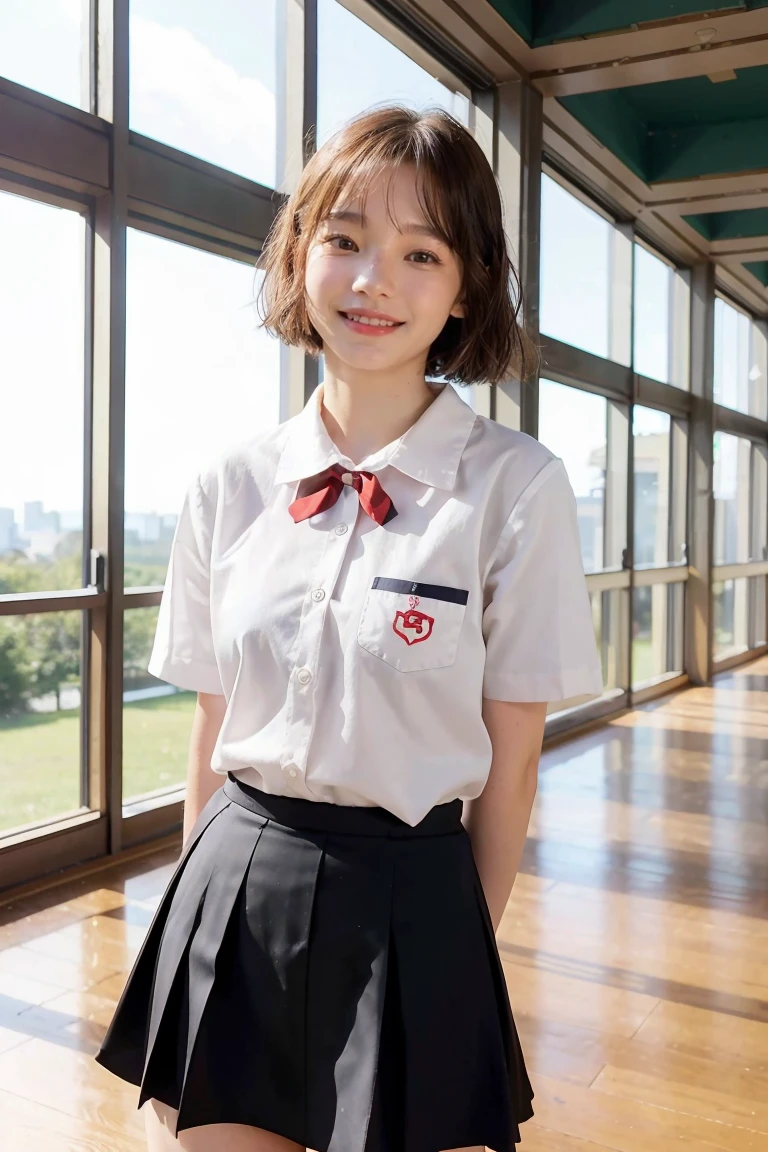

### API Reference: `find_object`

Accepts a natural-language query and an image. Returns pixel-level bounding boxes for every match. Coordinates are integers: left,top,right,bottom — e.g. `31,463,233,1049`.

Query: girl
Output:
95,104,603,1152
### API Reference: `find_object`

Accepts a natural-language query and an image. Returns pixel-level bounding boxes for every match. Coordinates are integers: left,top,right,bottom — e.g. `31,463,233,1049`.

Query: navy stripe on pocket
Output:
371,577,469,605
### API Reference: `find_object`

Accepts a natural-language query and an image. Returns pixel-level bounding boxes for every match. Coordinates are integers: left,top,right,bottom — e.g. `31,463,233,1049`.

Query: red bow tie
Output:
288,463,398,526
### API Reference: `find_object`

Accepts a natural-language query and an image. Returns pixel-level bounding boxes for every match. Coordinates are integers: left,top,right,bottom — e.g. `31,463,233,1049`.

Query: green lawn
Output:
631,636,654,685
0,692,196,835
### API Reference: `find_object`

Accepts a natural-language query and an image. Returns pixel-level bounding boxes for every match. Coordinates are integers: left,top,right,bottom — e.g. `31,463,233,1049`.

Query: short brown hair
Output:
255,104,537,386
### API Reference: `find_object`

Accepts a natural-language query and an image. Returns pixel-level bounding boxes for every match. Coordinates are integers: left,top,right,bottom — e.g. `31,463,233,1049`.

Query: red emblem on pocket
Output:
393,595,434,645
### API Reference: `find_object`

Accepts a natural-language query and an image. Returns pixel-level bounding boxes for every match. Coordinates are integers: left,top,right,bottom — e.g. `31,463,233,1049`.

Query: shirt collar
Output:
273,380,477,491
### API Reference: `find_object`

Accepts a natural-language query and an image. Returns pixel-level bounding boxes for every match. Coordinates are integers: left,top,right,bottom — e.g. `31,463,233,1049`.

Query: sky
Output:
0,0,742,528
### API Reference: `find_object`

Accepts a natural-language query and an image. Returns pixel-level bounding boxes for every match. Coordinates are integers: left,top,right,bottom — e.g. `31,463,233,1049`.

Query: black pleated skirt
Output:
94,772,534,1150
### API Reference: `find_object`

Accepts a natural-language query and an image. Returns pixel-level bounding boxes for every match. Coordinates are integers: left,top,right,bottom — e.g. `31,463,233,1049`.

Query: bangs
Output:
299,141,459,257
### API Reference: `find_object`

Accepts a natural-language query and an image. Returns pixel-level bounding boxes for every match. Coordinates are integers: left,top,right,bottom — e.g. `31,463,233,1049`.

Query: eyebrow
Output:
324,209,445,244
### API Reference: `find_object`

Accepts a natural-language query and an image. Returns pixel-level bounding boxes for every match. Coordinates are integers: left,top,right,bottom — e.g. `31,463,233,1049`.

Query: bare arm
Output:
181,690,228,848
462,698,548,935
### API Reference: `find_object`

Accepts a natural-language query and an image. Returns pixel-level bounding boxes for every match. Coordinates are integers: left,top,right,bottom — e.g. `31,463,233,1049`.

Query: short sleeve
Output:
482,456,603,706
147,471,225,695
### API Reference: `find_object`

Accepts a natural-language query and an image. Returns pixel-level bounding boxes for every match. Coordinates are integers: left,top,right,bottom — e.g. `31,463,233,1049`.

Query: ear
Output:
449,299,466,320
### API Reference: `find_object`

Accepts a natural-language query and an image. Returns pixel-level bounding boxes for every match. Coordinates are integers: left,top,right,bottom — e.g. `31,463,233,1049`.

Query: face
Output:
303,163,465,378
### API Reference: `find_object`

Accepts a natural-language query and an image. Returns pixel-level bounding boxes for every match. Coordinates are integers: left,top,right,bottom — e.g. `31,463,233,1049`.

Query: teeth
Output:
345,314,398,327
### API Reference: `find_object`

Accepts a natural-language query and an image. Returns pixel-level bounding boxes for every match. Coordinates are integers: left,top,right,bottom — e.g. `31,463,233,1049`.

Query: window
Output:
713,432,753,566
712,434,767,663
123,607,195,803
538,380,616,573
540,175,631,365
129,0,277,186
0,0,87,109
590,589,620,695
713,577,766,660
0,611,84,835
124,229,280,589
0,192,86,590
632,583,684,688
714,297,767,420
633,243,689,388
123,229,280,802
633,407,670,567
316,0,469,149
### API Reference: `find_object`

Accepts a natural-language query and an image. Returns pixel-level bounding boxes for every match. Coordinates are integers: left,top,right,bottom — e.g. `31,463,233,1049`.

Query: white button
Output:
289,769,298,778
297,667,312,684
311,588,325,601
335,524,348,535
341,472,354,484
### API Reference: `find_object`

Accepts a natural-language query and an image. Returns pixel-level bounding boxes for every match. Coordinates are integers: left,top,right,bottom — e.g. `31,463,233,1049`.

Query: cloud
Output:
130,17,276,186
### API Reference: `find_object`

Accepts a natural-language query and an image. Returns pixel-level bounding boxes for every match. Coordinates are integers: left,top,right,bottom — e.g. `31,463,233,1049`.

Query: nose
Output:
350,249,396,297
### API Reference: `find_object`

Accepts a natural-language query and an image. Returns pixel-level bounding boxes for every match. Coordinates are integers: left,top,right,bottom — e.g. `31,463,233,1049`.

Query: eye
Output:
324,233,356,251
408,250,441,265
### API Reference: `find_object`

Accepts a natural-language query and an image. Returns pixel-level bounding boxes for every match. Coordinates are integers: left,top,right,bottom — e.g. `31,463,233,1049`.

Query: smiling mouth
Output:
338,311,405,329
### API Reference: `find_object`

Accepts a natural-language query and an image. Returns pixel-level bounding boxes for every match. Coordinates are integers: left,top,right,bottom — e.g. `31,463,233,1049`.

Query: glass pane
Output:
713,432,752,565
129,0,277,186
124,230,280,588
632,582,684,688
538,379,607,572
0,0,86,109
633,245,670,383
592,587,623,695
713,578,750,661
633,406,671,566
751,445,768,563
0,192,85,589
750,575,766,648
714,297,766,419
540,175,631,365
0,610,83,835
123,607,195,803
316,0,469,148
669,419,688,566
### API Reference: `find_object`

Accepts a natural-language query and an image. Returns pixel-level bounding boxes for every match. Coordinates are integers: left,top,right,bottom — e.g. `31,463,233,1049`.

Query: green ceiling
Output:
684,208,768,241
488,1,768,47
746,262,768,285
484,2,768,291
558,67,768,184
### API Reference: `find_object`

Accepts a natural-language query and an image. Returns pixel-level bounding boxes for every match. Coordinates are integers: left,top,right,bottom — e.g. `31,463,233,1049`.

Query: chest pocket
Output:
357,576,469,672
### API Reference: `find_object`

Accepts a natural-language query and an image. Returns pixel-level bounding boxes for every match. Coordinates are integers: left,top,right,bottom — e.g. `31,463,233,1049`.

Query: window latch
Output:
89,549,105,593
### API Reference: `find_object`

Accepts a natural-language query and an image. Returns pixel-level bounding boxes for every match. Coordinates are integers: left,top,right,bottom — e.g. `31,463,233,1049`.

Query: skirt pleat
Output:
140,803,268,1126
468,842,535,1129
93,787,231,1088
304,830,394,1152
94,774,534,1151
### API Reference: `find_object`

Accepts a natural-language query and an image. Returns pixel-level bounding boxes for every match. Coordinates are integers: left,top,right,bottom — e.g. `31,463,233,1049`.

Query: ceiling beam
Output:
717,244,768,265
647,181,768,216
709,235,768,258
424,0,536,74
530,11,768,97
352,0,528,83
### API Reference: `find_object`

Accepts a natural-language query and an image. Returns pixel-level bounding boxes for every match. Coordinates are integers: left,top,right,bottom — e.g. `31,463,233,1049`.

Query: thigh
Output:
143,1098,306,1152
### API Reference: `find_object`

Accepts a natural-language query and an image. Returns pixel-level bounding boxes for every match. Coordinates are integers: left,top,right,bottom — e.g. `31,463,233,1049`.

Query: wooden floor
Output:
1,657,767,1150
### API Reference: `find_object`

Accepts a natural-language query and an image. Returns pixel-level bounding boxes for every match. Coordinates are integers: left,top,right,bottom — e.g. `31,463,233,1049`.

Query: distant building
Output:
0,508,24,554
24,501,60,534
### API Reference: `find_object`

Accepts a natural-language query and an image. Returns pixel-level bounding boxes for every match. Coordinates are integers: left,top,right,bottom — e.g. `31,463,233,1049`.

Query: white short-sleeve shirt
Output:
148,380,603,826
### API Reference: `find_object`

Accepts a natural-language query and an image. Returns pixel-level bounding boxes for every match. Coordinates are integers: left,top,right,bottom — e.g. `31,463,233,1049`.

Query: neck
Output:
318,366,440,466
